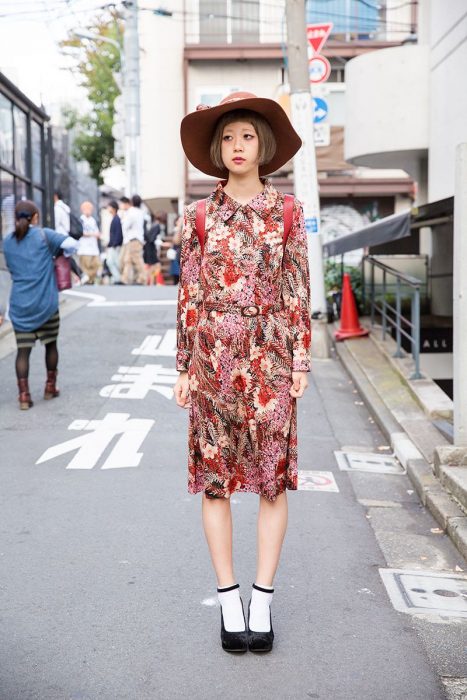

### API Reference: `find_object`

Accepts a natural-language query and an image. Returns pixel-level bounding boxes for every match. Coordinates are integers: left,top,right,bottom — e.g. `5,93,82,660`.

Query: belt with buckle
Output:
203,302,282,317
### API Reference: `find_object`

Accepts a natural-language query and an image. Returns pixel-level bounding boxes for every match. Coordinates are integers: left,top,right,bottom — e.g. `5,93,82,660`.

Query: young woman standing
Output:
174,92,311,653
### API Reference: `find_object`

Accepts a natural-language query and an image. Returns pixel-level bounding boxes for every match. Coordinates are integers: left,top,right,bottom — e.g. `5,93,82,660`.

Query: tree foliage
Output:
61,15,123,183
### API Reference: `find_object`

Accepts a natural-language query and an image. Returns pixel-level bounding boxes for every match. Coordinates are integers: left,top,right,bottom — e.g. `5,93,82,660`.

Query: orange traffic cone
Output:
156,271,165,285
334,273,369,341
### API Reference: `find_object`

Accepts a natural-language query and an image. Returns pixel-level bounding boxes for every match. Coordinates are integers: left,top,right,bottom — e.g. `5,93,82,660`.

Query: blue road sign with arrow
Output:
313,97,328,123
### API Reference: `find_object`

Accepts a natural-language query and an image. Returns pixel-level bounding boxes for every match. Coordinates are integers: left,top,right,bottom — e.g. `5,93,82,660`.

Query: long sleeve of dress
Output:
176,204,202,372
281,200,312,372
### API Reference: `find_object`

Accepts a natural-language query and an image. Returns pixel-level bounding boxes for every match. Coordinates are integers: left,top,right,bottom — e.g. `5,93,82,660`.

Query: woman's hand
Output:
174,371,191,408
289,371,309,398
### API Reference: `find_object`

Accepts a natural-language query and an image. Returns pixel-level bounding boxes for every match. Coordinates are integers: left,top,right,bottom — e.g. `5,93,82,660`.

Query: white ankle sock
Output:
217,584,245,632
249,583,274,632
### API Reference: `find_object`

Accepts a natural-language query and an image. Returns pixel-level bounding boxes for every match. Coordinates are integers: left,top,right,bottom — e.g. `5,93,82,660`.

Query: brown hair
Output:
14,200,39,241
210,109,277,173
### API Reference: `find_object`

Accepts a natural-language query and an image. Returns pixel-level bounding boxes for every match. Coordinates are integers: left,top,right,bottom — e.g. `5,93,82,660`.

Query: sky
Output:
0,0,107,120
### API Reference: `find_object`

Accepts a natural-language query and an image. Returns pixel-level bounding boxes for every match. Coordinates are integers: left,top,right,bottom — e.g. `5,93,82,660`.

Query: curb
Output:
331,328,467,563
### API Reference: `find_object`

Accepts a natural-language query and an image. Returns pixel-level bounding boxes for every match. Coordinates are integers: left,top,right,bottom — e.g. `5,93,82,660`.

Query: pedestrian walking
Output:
106,200,123,284
3,200,79,409
168,216,182,285
53,190,70,235
120,194,146,285
54,190,84,283
143,214,161,285
174,92,310,653
78,201,101,284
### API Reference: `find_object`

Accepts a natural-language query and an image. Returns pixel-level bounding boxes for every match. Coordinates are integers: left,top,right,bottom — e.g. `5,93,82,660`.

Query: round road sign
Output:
308,55,331,84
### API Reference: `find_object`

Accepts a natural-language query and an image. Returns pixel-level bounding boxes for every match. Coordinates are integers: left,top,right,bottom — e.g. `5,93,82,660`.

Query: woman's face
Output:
221,120,260,176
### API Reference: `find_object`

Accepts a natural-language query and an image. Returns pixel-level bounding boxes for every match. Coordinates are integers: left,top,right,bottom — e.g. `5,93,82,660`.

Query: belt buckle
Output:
241,304,260,317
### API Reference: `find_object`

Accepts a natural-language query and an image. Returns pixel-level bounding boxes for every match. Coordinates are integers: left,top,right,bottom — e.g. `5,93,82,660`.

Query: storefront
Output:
0,71,52,240
0,72,53,319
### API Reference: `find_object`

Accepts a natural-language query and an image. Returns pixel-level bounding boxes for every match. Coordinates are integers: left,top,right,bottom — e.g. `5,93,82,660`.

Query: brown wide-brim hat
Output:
180,91,302,179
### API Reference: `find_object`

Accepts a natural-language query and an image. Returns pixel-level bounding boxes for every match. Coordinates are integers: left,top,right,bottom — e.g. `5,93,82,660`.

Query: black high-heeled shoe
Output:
220,598,248,653
247,599,274,652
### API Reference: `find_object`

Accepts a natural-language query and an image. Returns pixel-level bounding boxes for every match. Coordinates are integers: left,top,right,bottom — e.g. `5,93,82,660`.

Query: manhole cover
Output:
335,451,405,474
298,470,339,492
379,569,467,618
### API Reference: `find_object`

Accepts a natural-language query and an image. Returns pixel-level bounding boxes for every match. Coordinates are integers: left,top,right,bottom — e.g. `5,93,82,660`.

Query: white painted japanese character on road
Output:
36,412,154,470
132,331,176,357
100,364,178,400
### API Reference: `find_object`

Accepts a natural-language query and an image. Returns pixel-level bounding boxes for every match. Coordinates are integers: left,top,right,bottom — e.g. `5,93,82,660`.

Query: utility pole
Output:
123,0,141,195
453,143,467,447
286,0,329,357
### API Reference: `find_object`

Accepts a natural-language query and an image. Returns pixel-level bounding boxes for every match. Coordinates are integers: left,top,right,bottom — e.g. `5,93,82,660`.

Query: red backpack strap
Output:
283,194,294,248
195,199,207,254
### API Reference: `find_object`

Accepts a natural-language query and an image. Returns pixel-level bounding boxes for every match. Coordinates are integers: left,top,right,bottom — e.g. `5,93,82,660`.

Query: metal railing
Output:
363,255,423,379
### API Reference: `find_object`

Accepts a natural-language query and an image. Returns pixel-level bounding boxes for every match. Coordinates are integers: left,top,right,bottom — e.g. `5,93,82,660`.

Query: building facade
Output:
139,0,417,236
0,71,53,239
0,72,54,320
343,0,467,397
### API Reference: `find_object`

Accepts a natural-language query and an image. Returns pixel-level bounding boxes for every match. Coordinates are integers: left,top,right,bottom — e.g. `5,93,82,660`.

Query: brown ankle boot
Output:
44,370,60,400
18,378,33,410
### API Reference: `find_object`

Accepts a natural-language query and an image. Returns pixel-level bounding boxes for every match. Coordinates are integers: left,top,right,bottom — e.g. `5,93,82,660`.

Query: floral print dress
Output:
176,179,312,501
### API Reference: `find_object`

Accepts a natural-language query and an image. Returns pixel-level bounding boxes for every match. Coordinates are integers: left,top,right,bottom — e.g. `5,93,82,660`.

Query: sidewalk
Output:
332,321,467,562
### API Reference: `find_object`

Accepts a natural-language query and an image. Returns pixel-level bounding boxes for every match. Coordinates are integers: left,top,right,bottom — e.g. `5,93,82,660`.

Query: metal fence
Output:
363,255,423,379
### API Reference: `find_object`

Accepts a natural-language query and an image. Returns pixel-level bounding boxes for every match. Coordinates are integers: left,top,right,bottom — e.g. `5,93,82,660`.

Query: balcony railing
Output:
184,0,416,46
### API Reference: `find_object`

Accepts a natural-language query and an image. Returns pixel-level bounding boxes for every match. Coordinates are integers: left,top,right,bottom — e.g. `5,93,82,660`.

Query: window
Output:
199,0,259,44
306,0,382,39
200,0,228,44
33,187,43,214
0,93,13,168
1,170,14,237
231,0,259,43
15,178,27,203
31,121,43,185
13,107,27,176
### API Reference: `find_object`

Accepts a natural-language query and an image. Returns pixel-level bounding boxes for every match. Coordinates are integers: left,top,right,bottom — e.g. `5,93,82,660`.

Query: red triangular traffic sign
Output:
306,23,333,55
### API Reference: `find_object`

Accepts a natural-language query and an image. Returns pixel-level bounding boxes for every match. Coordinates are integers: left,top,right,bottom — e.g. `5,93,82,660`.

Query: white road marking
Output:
36,412,154,470
63,290,176,308
131,332,176,357
297,470,339,492
100,364,178,400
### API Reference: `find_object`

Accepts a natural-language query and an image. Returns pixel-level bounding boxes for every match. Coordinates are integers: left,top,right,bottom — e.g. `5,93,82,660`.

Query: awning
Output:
322,210,411,257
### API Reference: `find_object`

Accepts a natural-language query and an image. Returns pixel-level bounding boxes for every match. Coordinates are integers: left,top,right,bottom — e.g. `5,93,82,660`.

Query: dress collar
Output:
206,178,279,228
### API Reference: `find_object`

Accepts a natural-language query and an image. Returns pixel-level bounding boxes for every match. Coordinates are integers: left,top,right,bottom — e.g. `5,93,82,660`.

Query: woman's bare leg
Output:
202,493,245,633
202,493,235,587
256,491,288,586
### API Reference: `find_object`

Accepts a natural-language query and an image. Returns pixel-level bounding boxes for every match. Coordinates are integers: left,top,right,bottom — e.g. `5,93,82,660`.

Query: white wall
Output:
139,2,185,202
344,45,429,175
428,1,467,200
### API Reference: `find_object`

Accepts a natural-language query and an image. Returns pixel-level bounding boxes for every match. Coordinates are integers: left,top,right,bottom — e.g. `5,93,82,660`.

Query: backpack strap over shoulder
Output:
283,194,294,248
195,194,294,255
195,199,207,254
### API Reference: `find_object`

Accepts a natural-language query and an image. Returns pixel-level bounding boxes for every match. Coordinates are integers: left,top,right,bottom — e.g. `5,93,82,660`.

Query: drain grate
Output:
379,568,467,618
335,450,405,474
298,470,339,492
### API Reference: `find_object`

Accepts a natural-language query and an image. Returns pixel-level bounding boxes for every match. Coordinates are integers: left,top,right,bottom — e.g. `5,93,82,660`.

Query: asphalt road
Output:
0,285,465,700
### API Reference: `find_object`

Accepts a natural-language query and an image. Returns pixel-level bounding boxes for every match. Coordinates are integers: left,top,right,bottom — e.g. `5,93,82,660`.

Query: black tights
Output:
15,341,59,380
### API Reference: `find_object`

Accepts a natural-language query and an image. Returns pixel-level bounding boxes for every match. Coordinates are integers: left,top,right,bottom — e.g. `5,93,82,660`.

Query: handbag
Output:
41,230,72,291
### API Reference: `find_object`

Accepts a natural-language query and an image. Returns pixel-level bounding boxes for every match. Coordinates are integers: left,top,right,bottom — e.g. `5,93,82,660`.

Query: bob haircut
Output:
209,109,277,173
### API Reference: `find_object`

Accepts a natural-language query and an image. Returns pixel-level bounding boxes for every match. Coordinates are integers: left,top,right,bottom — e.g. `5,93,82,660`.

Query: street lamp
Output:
72,30,122,51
